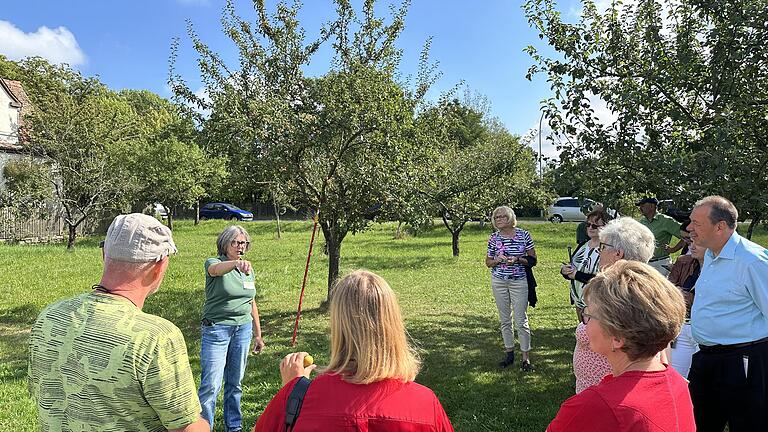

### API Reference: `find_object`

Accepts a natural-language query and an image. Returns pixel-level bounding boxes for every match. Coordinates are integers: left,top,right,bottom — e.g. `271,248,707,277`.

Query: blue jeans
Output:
198,321,252,432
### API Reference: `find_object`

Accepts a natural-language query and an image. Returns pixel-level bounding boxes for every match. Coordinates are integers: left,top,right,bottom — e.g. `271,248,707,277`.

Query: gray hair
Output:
694,195,738,229
216,225,251,256
599,217,654,263
492,206,517,229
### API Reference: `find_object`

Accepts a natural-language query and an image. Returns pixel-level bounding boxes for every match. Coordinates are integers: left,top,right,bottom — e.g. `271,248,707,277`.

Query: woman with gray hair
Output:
572,217,656,393
597,216,655,268
198,225,264,432
485,205,537,371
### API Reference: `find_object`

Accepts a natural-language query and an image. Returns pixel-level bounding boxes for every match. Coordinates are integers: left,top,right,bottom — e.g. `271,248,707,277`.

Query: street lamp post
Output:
538,111,545,179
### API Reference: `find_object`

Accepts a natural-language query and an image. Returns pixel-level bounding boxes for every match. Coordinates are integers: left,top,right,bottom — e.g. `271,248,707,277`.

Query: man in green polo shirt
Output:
636,197,682,276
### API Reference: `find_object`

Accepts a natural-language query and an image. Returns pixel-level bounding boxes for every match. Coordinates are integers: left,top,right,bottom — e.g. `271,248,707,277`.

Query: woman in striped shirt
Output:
486,206,537,372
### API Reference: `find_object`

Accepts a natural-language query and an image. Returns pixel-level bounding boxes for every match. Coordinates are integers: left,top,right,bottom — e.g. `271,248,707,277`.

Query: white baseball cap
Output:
104,213,177,262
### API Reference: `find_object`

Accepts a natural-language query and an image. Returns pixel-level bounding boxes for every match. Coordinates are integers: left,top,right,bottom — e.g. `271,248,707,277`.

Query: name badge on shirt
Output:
243,280,255,291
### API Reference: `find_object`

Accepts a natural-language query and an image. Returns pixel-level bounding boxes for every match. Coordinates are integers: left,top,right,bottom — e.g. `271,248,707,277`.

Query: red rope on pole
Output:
291,210,319,347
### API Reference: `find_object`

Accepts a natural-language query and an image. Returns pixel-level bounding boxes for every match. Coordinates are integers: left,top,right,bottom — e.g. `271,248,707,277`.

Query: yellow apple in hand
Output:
303,354,314,368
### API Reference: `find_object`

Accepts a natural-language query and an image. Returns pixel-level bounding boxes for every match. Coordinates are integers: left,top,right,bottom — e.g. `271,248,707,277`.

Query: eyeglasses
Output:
581,308,599,325
230,240,251,248
599,242,615,251
493,215,508,220
586,223,604,229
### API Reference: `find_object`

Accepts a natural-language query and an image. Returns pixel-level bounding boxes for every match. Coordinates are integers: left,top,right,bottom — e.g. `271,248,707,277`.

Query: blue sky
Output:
1,0,585,158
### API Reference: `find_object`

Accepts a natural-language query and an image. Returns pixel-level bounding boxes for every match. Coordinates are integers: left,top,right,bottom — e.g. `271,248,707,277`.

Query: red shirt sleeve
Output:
433,398,455,432
253,377,301,432
547,389,618,432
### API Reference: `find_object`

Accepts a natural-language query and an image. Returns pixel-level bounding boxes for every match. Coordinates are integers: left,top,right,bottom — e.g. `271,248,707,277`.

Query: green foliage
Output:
120,89,228,228
412,98,545,255
171,0,439,293
3,56,223,244
524,0,768,230
13,59,141,247
0,54,23,81
137,137,227,227
0,159,52,216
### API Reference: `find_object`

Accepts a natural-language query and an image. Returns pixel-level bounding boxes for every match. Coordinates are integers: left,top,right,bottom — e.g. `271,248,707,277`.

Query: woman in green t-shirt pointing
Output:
198,225,264,432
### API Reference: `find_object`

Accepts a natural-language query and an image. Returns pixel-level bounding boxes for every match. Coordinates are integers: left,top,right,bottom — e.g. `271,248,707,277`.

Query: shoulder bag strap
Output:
285,377,311,431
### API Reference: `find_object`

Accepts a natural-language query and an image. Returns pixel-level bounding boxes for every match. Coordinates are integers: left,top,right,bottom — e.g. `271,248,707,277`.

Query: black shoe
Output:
498,352,515,368
520,360,534,372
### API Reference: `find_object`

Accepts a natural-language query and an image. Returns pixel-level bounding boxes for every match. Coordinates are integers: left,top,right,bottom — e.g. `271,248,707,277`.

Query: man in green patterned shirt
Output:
28,213,209,432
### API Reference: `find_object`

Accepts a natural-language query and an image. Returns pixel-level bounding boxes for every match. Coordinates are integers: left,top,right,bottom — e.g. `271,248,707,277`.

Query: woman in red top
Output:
548,260,695,432
254,270,454,432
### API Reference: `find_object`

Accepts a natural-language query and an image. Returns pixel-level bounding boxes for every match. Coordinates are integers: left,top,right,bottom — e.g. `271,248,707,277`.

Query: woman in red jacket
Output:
548,261,694,432
254,270,454,432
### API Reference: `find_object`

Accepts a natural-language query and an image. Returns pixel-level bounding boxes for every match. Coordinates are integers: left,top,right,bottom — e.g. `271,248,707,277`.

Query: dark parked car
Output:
200,203,253,221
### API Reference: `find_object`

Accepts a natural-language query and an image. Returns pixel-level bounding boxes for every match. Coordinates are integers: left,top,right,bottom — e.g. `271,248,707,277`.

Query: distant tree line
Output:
1,0,546,299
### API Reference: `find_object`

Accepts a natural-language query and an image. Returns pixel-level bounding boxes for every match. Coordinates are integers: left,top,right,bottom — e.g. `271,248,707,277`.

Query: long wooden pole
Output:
291,210,319,346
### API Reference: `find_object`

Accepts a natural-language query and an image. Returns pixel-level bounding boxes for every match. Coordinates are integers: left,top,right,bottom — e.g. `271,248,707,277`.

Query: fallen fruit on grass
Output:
303,354,314,367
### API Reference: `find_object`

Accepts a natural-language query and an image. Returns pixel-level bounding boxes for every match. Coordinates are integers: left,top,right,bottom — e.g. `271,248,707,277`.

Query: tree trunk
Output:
167,210,174,231
327,237,341,299
747,212,763,240
67,223,77,250
394,221,403,239
441,213,464,257
451,228,462,257
320,221,345,301
194,200,200,225
273,194,282,239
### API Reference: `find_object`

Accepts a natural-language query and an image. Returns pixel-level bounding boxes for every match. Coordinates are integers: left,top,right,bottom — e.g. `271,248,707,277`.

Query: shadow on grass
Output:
0,304,40,382
406,313,575,431
344,254,458,271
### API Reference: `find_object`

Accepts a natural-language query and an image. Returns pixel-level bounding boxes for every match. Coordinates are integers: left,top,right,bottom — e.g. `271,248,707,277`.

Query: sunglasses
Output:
586,223,604,229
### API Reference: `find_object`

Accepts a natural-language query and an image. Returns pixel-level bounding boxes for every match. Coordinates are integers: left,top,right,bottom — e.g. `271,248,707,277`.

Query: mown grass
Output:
2,219,766,431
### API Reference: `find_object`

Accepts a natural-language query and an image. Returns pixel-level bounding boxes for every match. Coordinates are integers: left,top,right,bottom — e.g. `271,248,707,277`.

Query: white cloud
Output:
0,20,86,66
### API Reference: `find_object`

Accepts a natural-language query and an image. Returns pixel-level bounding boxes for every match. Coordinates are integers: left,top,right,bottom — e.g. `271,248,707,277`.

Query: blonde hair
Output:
583,260,685,361
492,206,517,229
326,270,420,384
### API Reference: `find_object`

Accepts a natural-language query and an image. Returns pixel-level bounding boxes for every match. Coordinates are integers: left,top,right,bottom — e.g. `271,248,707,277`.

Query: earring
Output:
611,346,616,352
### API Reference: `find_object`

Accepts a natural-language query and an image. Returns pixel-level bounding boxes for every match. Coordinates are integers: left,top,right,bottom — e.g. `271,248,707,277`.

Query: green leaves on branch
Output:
525,0,768,228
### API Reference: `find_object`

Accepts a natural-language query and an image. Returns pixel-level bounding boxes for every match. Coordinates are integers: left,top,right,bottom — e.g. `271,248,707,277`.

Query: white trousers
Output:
671,323,699,379
491,277,531,352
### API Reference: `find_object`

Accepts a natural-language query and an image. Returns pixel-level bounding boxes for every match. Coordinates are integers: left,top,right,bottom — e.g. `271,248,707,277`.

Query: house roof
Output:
1,78,32,120
0,78,33,146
